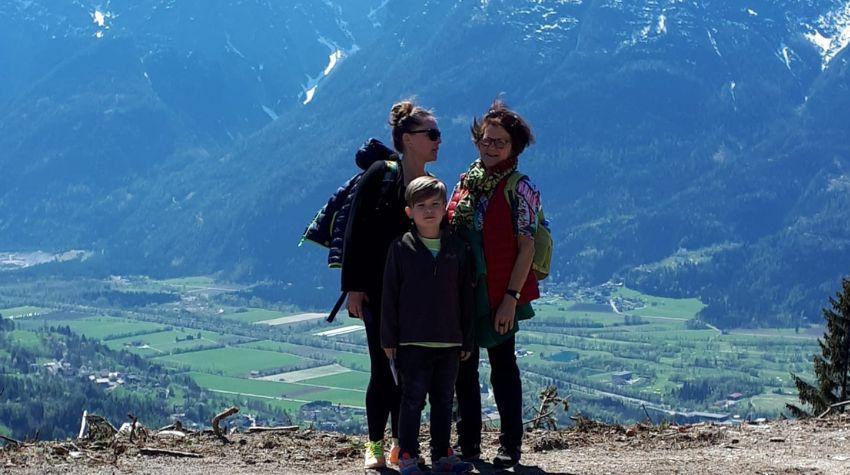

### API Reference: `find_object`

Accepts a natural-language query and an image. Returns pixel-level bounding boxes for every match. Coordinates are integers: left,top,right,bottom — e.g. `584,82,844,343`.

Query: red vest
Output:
483,179,539,309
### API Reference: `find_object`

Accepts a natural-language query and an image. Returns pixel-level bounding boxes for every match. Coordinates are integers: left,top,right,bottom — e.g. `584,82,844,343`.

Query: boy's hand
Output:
384,347,396,360
347,291,369,319
460,351,471,361
494,296,517,335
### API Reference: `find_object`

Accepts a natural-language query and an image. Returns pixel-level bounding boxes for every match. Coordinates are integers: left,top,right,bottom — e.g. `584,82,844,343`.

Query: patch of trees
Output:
671,376,762,404
82,290,179,307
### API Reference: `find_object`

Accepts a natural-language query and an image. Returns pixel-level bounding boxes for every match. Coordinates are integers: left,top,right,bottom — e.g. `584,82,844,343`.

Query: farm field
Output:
17,314,167,340
519,294,817,418
104,329,225,355
190,372,366,409
218,308,289,323
2,275,824,429
152,347,315,377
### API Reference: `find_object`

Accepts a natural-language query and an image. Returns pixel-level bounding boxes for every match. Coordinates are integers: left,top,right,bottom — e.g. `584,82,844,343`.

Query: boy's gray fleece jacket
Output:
381,229,474,351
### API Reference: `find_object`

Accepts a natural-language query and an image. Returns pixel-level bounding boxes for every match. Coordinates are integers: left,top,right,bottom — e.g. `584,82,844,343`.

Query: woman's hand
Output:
493,295,517,335
384,347,397,360
460,351,471,361
347,291,369,319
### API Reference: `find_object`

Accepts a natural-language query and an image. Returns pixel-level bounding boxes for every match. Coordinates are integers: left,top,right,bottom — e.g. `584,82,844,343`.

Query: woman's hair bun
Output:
389,100,416,127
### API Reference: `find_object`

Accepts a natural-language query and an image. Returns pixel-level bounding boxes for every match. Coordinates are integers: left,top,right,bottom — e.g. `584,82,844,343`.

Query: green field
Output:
5,330,43,351
305,370,370,390
2,273,824,427
219,308,289,323
189,372,365,408
155,276,216,287
153,347,316,377
237,340,372,371
105,329,225,356
613,286,706,319
18,315,166,340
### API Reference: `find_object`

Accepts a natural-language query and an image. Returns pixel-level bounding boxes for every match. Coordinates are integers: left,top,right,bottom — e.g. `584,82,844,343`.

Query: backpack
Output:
503,172,553,281
300,138,400,321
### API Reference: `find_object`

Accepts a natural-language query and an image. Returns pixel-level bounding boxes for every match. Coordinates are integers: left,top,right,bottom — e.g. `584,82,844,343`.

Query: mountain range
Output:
2,0,849,327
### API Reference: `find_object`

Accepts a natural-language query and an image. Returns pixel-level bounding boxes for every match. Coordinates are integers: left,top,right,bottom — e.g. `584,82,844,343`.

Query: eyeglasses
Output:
478,137,511,150
407,128,441,141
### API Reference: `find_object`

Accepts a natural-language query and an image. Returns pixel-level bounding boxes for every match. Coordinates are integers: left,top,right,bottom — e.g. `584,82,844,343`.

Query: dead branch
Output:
78,410,88,440
817,400,850,419
523,411,555,427
127,413,139,443
156,420,192,434
139,447,202,458
212,406,239,443
642,404,655,425
0,434,21,447
247,425,299,433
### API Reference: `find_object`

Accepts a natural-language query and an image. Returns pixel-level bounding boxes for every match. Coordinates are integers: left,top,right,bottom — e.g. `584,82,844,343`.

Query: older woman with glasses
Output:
447,100,542,469
342,99,442,470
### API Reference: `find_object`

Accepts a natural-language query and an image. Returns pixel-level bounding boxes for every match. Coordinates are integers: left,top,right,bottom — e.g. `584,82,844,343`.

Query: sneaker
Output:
399,452,425,475
389,438,401,465
364,440,385,469
452,443,481,461
492,446,520,469
433,447,474,474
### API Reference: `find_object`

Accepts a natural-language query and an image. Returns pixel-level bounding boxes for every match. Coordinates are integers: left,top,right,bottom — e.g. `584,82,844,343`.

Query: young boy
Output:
381,176,474,474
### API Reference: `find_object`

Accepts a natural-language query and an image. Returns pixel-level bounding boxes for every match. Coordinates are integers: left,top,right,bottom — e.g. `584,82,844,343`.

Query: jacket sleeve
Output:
459,243,475,351
341,161,386,292
381,242,401,349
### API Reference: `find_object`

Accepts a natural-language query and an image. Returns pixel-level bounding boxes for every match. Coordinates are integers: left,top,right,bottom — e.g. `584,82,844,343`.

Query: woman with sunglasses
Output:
341,99,442,470
448,100,541,469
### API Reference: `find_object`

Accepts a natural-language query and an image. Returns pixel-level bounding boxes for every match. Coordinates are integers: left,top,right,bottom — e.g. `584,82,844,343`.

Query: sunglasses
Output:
407,128,441,141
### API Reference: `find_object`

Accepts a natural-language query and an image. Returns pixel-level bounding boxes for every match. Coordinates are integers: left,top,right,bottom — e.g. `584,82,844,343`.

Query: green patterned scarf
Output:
451,156,518,229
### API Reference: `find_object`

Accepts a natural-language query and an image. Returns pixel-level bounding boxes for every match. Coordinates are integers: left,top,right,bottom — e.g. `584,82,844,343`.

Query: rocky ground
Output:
3,415,850,474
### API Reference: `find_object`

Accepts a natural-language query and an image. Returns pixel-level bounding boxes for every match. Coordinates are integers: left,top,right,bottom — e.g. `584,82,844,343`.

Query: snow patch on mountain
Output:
777,45,793,70
90,9,114,39
302,37,358,105
707,29,722,57
805,1,850,69
657,14,667,35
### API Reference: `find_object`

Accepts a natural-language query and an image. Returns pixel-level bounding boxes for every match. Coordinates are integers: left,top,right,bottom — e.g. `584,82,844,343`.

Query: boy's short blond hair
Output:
405,176,447,207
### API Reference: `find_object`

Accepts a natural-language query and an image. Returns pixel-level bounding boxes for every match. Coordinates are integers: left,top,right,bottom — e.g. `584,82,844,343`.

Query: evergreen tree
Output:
787,278,850,417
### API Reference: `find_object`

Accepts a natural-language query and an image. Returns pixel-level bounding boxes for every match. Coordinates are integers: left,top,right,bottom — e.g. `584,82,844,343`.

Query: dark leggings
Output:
455,335,523,452
364,303,401,442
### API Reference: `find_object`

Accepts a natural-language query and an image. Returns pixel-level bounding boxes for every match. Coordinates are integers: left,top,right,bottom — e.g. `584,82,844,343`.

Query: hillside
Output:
2,415,849,474
2,0,849,326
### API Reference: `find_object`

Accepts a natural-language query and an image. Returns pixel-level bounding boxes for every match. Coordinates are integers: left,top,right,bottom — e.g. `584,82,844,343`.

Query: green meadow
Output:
4,273,822,426
104,329,224,355
18,314,166,340
152,347,315,377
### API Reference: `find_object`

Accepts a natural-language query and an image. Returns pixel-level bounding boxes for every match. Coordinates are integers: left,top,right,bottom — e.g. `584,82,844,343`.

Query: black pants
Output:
397,346,459,461
364,303,401,442
455,335,523,453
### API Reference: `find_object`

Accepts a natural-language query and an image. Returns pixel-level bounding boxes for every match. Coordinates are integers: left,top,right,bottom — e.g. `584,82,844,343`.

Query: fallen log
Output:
139,447,202,458
247,425,299,433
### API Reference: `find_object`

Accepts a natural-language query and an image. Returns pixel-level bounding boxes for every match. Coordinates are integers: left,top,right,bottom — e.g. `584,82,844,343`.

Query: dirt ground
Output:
3,416,850,474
